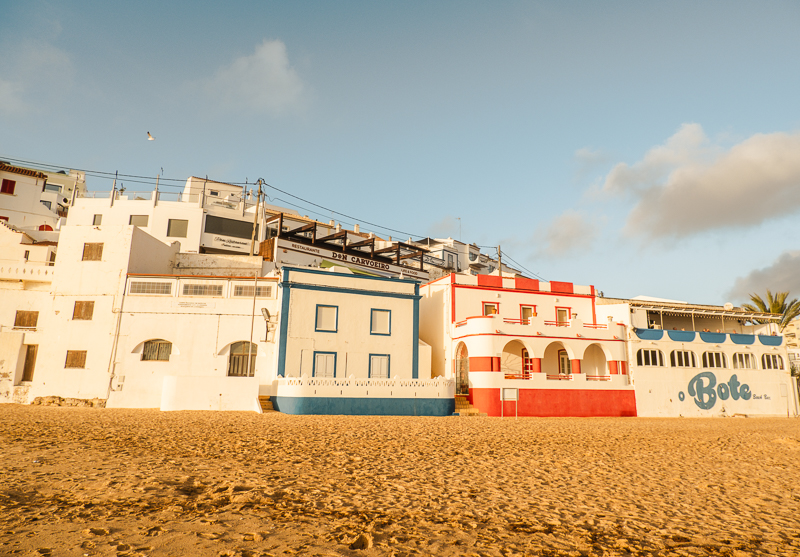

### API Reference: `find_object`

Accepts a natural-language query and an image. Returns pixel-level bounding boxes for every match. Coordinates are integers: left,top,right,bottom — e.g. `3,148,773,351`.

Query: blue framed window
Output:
313,351,337,377
370,309,391,336
315,304,338,333
369,354,390,378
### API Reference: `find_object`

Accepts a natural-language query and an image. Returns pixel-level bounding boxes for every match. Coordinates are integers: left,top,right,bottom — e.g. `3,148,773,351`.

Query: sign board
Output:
202,233,253,253
502,388,519,401
275,238,430,281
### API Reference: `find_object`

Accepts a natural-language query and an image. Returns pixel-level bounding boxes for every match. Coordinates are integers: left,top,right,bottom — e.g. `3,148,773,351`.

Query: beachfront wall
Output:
272,267,453,415
627,327,799,417
420,273,636,417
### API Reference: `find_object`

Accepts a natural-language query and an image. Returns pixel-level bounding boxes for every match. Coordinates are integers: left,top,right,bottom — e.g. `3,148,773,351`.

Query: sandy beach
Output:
1,406,799,556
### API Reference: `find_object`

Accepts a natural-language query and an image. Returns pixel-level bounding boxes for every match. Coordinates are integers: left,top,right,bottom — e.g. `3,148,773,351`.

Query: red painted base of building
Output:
469,388,638,417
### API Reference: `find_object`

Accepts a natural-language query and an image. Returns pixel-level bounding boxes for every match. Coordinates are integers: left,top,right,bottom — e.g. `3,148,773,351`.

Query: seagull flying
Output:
147,132,155,141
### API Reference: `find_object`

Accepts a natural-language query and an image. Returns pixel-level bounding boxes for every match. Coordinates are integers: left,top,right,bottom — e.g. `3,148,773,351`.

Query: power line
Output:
499,249,547,282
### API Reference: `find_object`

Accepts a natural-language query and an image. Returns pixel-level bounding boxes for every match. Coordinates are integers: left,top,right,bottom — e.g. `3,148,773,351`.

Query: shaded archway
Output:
501,340,528,378
582,344,608,377
454,342,469,395
542,341,572,376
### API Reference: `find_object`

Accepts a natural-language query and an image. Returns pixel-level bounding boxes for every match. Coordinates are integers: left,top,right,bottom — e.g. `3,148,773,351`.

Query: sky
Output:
1,0,799,305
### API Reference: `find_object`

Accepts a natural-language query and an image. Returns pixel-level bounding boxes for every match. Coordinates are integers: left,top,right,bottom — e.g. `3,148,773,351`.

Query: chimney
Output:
354,224,360,233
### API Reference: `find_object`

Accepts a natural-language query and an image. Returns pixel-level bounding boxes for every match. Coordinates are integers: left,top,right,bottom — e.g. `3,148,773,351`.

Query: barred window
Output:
670,350,696,368
130,281,172,295
228,342,257,376
637,349,664,367
14,310,39,328
82,243,103,261
65,350,87,368
182,283,223,296
72,301,94,320
142,340,172,361
762,354,783,370
233,285,273,297
702,352,727,368
733,353,755,369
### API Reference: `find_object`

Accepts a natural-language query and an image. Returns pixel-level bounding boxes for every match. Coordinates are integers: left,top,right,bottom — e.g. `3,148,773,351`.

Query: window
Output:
92,214,103,225
313,352,336,378
129,215,149,227
369,354,390,378
14,310,38,328
1,179,16,195
370,309,391,335
558,350,572,374
209,190,219,197
130,281,172,295
167,219,189,238
670,350,696,368
203,215,257,240
233,285,272,297
702,352,727,368
182,283,223,296
762,354,784,370
483,303,498,316
520,305,537,324
522,349,534,374
733,353,755,369
316,305,338,332
82,243,103,261
41,200,51,210
72,301,95,320
228,342,257,376
44,184,62,193
447,253,454,268
23,250,29,261
469,252,477,261
556,307,571,325
65,350,87,368
637,349,664,367
141,339,172,361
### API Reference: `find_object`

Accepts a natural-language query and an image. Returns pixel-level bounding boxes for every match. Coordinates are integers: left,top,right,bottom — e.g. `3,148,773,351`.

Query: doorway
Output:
454,343,469,395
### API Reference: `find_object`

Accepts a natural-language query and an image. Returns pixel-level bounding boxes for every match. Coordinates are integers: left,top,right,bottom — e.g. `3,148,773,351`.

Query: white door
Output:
559,351,572,375
370,355,390,378
314,353,336,377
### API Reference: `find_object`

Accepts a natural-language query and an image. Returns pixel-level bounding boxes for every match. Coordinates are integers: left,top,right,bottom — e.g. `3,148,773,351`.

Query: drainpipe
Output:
106,274,129,399
248,272,258,377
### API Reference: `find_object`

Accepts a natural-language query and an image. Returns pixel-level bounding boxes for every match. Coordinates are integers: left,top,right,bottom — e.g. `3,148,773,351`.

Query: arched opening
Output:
454,342,469,395
501,340,527,379
228,341,257,377
38,224,54,231
582,344,608,377
543,342,571,376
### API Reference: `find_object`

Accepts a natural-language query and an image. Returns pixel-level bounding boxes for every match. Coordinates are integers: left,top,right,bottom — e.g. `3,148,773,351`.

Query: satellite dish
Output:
261,308,271,320
724,302,734,310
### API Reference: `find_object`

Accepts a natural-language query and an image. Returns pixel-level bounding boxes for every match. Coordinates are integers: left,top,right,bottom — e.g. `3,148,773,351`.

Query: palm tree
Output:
741,290,800,332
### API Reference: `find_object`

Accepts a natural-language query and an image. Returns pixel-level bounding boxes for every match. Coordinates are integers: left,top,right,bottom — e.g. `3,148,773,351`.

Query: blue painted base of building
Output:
272,396,456,416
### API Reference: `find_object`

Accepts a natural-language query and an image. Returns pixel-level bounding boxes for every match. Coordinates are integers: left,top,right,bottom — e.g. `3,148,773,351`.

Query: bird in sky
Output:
147,132,155,141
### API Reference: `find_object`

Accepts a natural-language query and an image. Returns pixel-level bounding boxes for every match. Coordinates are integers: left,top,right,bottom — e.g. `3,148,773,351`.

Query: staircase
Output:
453,394,486,417
258,395,274,413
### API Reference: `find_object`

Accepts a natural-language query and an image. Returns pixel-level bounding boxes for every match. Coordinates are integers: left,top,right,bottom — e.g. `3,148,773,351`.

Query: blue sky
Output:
2,1,799,304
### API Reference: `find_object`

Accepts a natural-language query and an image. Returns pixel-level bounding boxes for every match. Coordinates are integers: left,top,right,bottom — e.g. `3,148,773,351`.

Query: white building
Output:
271,266,450,415
598,296,799,417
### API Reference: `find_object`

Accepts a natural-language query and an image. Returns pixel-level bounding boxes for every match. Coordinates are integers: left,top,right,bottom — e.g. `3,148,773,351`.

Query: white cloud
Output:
602,124,800,240
0,40,73,115
726,251,800,302
204,39,305,115
537,210,598,257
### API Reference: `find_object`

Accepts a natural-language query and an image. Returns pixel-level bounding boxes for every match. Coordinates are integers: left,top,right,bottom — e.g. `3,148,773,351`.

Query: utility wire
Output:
499,249,547,282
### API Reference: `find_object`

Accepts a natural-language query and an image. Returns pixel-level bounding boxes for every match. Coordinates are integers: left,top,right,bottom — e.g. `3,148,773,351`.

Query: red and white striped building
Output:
420,273,637,417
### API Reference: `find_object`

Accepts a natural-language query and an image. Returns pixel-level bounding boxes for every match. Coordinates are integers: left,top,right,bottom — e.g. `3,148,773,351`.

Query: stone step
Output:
258,396,274,412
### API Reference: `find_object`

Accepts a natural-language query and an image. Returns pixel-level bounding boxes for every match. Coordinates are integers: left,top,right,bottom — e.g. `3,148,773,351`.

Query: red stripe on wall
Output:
531,358,542,373
514,277,539,291
550,281,574,294
469,356,501,372
477,274,503,288
570,359,582,374
470,388,638,417
620,361,628,375
608,360,619,375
